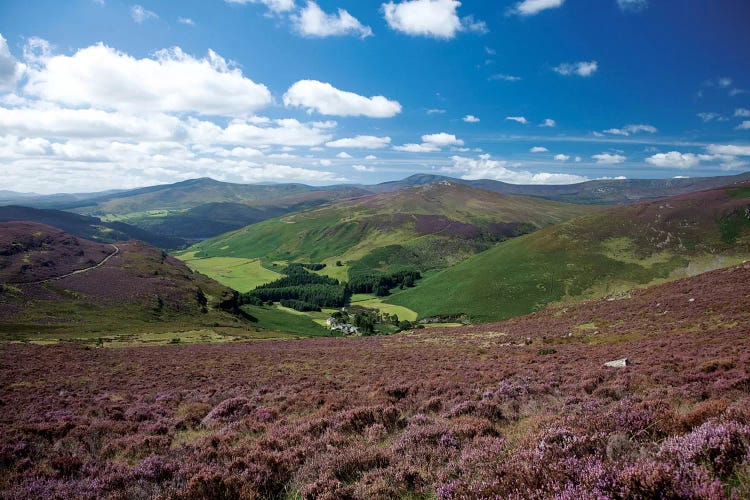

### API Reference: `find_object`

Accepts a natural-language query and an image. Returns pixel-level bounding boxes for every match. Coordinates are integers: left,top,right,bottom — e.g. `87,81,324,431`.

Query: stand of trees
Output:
241,264,351,309
348,269,421,296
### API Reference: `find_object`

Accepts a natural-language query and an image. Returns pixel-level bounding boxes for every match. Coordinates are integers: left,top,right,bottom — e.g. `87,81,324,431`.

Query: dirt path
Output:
16,244,120,285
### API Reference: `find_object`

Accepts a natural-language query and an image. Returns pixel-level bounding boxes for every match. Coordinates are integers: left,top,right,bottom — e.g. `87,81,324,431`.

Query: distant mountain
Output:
0,222,246,333
187,181,596,273
0,205,185,249
368,172,750,204
14,178,372,242
387,183,750,322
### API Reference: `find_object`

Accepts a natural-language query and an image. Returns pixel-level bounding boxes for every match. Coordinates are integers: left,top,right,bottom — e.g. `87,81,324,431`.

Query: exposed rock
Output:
604,358,630,368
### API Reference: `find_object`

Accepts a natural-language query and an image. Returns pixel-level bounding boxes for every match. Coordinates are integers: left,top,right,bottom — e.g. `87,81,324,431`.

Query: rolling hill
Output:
0,222,248,337
0,205,185,249
370,172,750,204
185,182,597,274
387,183,750,322
49,178,372,242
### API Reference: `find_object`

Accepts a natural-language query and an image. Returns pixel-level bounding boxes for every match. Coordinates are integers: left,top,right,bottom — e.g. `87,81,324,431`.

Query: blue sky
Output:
0,0,749,193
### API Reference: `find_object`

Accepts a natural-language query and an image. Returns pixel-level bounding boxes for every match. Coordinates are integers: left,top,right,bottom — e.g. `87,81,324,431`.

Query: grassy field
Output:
176,253,281,292
350,294,418,321
241,304,333,337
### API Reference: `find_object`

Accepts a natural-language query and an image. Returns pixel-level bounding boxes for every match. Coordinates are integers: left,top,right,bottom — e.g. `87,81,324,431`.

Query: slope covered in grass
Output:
187,182,595,272
388,183,750,322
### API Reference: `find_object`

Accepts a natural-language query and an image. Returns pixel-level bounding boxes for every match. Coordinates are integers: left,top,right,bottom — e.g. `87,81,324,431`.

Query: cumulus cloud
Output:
540,118,556,128
131,5,158,23
0,35,24,90
336,151,352,158
592,153,626,164
554,61,598,77
422,132,463,146
530,146,548,153
23,43,272,116
393,132,463,153
326,135,391,149
177,17,196,26
513,0,564,16
603,124,657,136
617,0,647,12
737,121,750,130
382,0,486,39
294,1,372,38
463,114,480,123
283,80,401,118
505,116,528,124
365,155,377,160
736,108,750,117
645,151,700,169
224,0,296,13
554,154,569,161
443,154,587,184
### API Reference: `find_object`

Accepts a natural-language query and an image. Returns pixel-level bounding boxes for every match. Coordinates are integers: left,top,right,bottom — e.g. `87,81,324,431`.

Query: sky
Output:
0,0,749,194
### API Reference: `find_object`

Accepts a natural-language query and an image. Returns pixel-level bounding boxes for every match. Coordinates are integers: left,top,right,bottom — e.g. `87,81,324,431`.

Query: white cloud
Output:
0,35,24,90
592,153,626,164
554,61,598,77
224,0,296,13
422,132,463,146
23,43,272,117
697,112,725,122
394,133,462,152
540,118,556,128
506,116,528,124
489,73,522,82
463,114,480,123
393,143,441,153
353,164,376,172
131,4,158,23
736,108,750,117
738,121,750,130
365,154,378,160
513,0,564,16
326,135,391,149
382,0,485,39
645,151,700,169
283,80,401,118
554,154,569,161
617,0,647,12
603,124,657,136
718,77,733,88
575,156,582,162
444,154,587,184
294,1,372,39
319,159,332,166
427,108,446,114
485,46,496,55
177,17,196,26
336,151,352,158
706,144,750,156
530,146,548,153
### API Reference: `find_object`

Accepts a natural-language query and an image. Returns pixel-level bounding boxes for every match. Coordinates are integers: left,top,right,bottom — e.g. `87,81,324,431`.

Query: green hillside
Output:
186,182,596,274
387,184,750,323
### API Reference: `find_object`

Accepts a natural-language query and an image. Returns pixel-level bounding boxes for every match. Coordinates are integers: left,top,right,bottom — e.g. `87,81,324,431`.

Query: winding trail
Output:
13,244,120,285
